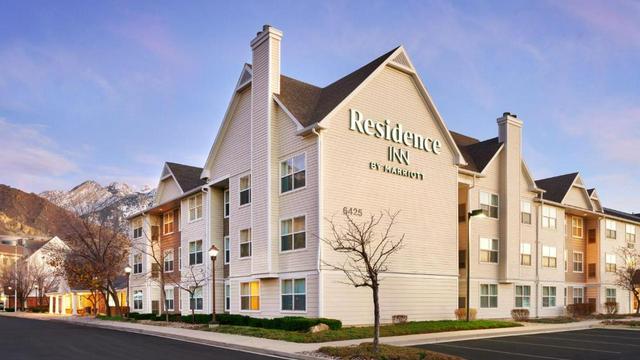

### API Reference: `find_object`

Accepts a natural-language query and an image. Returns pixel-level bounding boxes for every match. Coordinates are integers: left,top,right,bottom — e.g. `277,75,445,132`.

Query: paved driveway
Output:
417,328,640,360
0,315,291,360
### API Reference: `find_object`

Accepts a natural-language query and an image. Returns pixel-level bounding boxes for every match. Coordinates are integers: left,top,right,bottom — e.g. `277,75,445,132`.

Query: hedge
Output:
215,314,342,331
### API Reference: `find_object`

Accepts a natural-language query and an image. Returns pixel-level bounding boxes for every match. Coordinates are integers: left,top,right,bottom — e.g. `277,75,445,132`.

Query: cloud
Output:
0,118,78,191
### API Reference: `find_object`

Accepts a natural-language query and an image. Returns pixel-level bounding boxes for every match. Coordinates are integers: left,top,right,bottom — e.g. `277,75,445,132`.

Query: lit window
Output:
564,249,568,272
239,175,251,206
281,154,306,193
573,287,584,304
281,278,306,311
515,285,531,308
189,240,203,265
572,217,583,238
480,284,498,308
165,288,174,311
520,243,531,266
223,236,230,264
190,286,203,310
606,220,617,239
240,281,260,311
542,206,557,229
163,211,175,235
240,229,252,258
605,253,617,272
281,216,306,251
573,251,583,273
133,290,143,310
479,238,499,263
223,189,230,218
479,192,499,219
188,194,203,222
606,288,616,303
542,246,557,268
521,201,532,225
133,253,143,274
542,286,556,307
164,249,174,272
626,224,636,243
133,218,143,238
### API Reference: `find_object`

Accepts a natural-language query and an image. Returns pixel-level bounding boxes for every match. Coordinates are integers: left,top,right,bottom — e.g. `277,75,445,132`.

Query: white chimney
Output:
250,24,282,95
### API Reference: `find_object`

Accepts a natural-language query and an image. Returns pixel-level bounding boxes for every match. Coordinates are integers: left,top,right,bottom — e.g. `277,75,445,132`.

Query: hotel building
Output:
127,25,639,324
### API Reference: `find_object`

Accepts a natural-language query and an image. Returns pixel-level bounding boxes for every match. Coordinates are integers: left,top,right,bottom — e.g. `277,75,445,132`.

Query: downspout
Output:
312,127,323,317
465,173,477,314
201,186,211,313
535,195,542,319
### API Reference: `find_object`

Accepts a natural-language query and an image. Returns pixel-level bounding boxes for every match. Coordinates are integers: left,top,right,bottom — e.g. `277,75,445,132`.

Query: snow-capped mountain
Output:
40,181,155,229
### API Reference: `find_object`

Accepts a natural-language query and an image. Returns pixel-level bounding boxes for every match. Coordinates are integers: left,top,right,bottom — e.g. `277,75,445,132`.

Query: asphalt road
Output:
417,328,640,360
0,316,291,360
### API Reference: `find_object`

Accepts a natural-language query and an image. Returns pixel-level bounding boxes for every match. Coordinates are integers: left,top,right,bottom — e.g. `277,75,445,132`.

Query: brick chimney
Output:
497,112,523,282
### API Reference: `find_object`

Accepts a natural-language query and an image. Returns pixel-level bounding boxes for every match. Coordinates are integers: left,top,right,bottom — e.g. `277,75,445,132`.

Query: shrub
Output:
604,302,618,316
566,303,595,317
181,314,213,324
4,307,15,312
511,309,530,321
28,305,49,313
392,315,408,324
454,308,476,321
215,314,342,331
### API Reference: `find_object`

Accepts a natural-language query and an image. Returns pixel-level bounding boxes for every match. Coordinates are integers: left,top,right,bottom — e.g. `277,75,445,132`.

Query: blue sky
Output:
1,0,639,211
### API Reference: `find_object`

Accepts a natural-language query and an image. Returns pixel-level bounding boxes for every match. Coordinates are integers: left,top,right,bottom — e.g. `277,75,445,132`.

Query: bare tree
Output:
0,259,35,310
30,260,59,306
321,209,405,353
164,265,211,323
615,246,640,314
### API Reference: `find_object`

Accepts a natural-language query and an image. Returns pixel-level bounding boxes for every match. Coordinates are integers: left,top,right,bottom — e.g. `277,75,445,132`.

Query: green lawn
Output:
319,343,462,360
212,319,520,343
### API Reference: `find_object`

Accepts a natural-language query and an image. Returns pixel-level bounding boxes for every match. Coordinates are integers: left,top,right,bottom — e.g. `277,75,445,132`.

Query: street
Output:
417,328,640,360
0,316,290,360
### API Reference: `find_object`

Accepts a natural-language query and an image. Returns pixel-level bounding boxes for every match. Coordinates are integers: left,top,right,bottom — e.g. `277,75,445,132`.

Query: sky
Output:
0,0,639,211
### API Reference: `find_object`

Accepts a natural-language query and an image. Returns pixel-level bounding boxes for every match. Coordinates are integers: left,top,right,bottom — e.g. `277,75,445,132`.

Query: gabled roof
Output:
450,131,502,173
165,162,206,193
276,47,399,127
603,207,640,223
535,172,579,203
587,188,595,196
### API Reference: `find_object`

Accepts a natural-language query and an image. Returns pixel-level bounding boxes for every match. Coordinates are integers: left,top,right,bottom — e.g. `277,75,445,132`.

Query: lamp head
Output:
469,209,486,219
124,266,132,274
209,245,219,259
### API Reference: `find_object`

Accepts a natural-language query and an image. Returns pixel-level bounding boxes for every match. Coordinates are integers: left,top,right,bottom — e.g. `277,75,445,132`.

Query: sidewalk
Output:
0,312,600,358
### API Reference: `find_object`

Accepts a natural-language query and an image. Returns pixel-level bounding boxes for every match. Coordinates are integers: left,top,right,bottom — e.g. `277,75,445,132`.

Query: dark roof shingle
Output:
166,162,206,192
535,172,579,203
603,208,640,223
450,131,502,173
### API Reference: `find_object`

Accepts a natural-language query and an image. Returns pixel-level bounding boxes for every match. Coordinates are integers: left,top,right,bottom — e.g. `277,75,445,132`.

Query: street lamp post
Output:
124,266,132,317
8,286,14,311
35,285,39,306
208,245,219,323
466,209,486,322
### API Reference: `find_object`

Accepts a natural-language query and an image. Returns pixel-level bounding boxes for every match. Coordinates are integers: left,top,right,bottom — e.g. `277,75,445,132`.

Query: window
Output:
223,236,230,264
133,218,143,238
606,220,617,239
520,243,531,266
626,224,636,243
133,253,143,274
224,282,230,312
573,287,584,304
178,247,181,269
573,251,583,273
188,194,203,222
542,246,557,268
515,285,531,308
240,281,260,311
572,217,583,238
165,288,174,311
588,229,596,243
521,201,532,225
133,290,143,310
479,238,499,263
223,189,230,218
479,192,499,219
190,286,203,310
459,250,466,269
239,175,251,206
163,211,175,235
164,249,174,272
542,286,556,307
542,206,557,229
281,154,306,193
588,263,596,278
240,229,252,258
281,216,306,251
606,288,616,303
564,249,568,272
189,240,203,265
480,284,498,308
606,253,617,272
564,287,567,305
281,278,306,311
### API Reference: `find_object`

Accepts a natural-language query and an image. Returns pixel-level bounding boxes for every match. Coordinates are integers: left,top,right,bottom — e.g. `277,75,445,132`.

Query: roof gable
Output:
165,162,206,192
535,172,579,203
450,131,502,173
